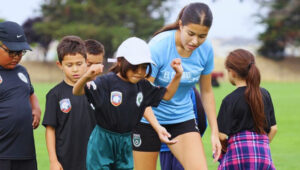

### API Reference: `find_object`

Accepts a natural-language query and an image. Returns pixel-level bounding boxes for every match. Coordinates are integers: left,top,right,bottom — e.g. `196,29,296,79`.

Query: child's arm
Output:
268,125,277,143
162,58,183,100
45,126,63,170
143,107,177,144
30,93,41,129
73,64,104,95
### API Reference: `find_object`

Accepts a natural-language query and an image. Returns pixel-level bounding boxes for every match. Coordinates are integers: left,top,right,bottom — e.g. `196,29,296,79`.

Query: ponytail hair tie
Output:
248,61,254,70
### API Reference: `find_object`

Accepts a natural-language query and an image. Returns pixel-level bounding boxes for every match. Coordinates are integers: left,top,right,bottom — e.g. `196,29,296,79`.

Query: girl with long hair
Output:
217,49,277,169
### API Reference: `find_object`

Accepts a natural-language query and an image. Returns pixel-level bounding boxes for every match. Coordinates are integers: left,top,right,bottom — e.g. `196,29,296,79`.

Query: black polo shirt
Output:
217,86,277,136
42,81,96,170
85,72,166,133
0,65,35,159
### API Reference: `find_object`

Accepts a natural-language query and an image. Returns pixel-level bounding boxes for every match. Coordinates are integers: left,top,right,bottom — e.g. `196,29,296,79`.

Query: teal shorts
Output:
86,125,133,170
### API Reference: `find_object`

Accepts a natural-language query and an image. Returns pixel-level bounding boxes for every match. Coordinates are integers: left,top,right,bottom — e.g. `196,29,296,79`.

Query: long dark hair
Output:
225,49,266,134
154,3,213,36
109,57,152,79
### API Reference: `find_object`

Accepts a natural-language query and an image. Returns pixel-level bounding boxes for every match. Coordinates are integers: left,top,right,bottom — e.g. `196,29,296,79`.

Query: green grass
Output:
33,82,300,170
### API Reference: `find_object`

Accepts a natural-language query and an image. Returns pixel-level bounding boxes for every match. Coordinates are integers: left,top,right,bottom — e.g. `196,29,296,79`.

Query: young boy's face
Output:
0,45,24,69
57,53,87,86
86,53,104,68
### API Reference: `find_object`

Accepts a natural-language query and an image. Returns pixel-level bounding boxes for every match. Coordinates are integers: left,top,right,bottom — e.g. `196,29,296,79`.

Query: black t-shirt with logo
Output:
85,72,166,133
217,86,277,136
42,81,96,170
0,65,35,159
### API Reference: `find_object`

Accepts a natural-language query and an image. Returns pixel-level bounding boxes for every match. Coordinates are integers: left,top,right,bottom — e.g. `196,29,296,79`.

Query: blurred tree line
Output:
22,0,299,60
23,0,169,59
257,0,300,60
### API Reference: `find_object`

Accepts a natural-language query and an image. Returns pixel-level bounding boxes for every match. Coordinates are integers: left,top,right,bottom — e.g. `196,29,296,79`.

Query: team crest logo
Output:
59,98,72,113
0,75,2,84
111,91,122,106
132,134,142,147
136,92,143,107
18,72,28,83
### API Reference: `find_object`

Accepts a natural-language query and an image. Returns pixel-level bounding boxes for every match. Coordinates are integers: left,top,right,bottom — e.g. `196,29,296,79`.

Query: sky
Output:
0,0,266,39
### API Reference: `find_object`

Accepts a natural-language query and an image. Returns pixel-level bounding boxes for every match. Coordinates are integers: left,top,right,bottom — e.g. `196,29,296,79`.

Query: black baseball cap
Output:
0,21,31,51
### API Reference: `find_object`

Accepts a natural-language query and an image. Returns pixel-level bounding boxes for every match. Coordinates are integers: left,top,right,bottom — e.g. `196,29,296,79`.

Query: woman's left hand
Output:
156,126,178,144
211,133,222,162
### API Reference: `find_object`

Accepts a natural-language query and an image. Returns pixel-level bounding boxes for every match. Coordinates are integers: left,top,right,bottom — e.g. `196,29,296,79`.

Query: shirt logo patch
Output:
111,91,122,106
0,75,2,84
59,98,72,113
136,92,143,107
18,72,28,83
132,133,142,147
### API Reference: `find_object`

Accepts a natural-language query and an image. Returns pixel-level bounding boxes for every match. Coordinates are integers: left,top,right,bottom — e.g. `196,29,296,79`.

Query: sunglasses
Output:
0,45,27,58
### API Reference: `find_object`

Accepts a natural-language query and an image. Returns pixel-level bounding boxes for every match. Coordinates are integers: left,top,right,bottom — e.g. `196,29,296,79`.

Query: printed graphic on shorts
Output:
18,72,28,83
132,134,142,147
87,81,97,90
111,91,122,106
136,92,143,107
59,98,72,113
0,75,2,84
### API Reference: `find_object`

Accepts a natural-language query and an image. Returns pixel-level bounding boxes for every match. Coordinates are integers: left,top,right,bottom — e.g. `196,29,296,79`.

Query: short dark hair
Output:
57,35,87,63
85,39,105,55
109,57,152,79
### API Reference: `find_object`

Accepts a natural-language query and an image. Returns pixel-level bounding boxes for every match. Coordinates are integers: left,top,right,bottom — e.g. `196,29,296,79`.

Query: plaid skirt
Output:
218,131,275,170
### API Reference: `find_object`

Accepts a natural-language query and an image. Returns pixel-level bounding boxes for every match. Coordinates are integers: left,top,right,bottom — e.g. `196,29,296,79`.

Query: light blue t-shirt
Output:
141,30,214,124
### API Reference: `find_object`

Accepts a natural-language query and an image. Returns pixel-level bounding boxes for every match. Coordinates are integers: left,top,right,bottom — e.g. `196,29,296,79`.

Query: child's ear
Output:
56,61,63,70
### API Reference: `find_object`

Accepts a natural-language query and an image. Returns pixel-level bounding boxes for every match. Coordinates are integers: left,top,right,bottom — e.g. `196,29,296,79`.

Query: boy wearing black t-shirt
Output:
42,36,96,170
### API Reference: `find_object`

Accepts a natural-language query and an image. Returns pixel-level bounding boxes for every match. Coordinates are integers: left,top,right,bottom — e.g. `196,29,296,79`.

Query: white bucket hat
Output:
115,37,155,65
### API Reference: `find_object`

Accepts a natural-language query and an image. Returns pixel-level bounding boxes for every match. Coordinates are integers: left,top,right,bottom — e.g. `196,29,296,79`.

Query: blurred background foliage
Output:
21,0,299,60
23,0,169,59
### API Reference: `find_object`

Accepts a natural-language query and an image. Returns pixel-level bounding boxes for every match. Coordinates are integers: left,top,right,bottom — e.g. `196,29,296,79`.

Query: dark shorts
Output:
132,119,199,152
0,159,37,170
160,151,184,170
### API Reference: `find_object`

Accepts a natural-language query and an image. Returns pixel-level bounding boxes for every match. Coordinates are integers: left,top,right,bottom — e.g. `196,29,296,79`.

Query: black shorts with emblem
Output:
132,119,199,151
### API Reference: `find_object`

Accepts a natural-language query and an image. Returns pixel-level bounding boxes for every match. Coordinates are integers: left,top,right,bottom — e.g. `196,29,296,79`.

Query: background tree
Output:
33,0,169,58
257,0,300,59
23,17,52,58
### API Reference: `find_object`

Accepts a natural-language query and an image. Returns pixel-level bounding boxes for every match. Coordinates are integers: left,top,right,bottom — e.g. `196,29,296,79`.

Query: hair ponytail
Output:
153,6,186,36
225,49,266,134
245,62,266,134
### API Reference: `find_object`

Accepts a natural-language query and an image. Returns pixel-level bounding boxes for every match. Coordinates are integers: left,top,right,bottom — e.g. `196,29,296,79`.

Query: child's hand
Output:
85,64,104,81
50,160,63,170
170,58,183,75
156,125,177,145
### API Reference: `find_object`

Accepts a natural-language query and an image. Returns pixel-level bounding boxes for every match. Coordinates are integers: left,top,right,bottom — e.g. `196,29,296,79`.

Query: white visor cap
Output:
116,37,155,65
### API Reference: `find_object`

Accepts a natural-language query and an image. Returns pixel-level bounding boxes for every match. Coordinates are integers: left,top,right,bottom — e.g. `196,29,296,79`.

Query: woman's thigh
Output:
168,132,208,170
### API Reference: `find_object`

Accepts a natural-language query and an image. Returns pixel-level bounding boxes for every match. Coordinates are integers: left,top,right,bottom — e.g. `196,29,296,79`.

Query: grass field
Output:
33,82,300,170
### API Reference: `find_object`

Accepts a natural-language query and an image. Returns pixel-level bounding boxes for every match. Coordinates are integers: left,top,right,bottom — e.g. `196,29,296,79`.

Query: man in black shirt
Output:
0,21,41,170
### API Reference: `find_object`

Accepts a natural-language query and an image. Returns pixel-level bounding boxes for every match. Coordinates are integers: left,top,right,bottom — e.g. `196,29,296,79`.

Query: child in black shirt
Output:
73,37,183,170
43,36,97,170
217,49,277,170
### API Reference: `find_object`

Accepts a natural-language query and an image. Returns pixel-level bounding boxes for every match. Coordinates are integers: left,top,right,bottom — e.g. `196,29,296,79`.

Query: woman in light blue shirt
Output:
132,3,221,170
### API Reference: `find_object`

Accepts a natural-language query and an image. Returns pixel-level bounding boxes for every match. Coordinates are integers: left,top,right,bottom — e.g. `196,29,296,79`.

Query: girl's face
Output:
125,64,148,84
179,22,210,52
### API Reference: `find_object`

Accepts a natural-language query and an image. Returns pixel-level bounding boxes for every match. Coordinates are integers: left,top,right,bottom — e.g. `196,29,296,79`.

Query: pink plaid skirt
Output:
218,131,275,170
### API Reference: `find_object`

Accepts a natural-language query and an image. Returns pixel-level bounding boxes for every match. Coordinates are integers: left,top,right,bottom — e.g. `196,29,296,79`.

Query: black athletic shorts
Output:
0,159,37,170
132,119,199,152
